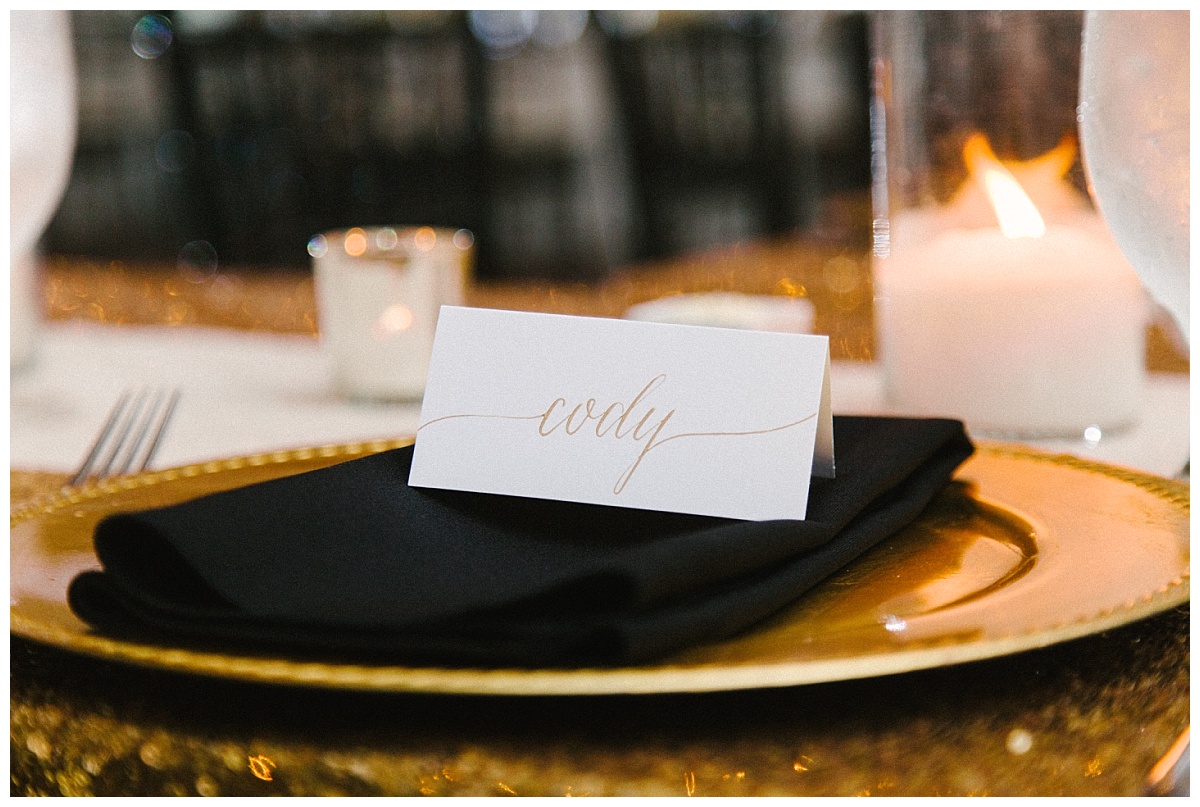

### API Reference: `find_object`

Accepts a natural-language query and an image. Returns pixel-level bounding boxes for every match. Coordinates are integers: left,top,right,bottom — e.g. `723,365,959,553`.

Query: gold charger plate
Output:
11,440,1189,696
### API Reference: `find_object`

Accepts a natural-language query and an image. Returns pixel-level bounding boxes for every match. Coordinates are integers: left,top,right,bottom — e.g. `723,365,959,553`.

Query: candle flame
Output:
1023,134,1078,181
372,303,414,339
963,134,1046,239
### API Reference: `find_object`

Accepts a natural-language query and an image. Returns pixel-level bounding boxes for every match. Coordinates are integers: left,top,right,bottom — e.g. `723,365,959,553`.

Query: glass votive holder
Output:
869,10,1147,437
311,226,472,401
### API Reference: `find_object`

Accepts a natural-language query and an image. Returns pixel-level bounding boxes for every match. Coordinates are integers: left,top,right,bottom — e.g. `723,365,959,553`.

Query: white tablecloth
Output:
10,322,1190,479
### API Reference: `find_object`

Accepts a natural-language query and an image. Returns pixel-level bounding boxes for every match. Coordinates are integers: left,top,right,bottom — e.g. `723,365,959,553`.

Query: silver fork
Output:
1146,725,1190,796
68,388,181,487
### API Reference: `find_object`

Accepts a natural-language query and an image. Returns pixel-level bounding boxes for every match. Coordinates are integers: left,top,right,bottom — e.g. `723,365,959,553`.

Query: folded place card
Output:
409,306,834,521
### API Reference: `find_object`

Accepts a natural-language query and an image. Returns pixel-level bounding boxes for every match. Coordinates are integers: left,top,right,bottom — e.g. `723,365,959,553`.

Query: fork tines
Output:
69,388,180,487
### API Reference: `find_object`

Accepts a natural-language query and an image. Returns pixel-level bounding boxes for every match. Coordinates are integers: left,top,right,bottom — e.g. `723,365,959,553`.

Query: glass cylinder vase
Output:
869,10,1147,438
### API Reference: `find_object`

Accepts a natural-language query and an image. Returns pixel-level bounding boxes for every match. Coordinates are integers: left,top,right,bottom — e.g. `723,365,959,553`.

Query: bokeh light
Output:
375,228,399,251
372,303,415,339
452,229,475,251
131,14,173,59
414,226,437,252
177,240,218,282
469,10,537,56
306,234,328,259
344,228,369,257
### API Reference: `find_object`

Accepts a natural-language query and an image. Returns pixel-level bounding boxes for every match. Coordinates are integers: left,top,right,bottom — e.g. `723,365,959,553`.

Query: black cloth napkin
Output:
68,416,973,667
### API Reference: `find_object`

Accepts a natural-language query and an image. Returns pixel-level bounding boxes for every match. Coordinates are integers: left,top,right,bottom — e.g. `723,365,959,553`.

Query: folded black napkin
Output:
68,416,973,667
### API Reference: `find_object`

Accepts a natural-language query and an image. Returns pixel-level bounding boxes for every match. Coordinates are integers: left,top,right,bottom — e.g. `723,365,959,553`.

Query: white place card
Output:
409,307,834,521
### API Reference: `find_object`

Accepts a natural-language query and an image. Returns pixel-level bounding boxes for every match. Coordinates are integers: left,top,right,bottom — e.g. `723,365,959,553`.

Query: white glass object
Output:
871,11,1146,436
1078,10,1190,344
11,11,78,370
312,226,471,401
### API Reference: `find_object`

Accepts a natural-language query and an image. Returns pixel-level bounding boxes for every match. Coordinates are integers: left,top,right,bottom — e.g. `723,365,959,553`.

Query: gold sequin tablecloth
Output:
9,539,1191,797
12,243,1190,796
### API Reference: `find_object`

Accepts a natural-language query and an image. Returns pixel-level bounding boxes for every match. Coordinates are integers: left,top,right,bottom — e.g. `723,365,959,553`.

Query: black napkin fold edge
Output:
67,419,974,668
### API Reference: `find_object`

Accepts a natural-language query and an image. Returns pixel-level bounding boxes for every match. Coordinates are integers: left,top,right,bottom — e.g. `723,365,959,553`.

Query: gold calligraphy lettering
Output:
537,398,567,435
563,399,598,435
595,401,624,437
612,411,817,494
613,374,667,439
417,374,817,495
614,409,675,494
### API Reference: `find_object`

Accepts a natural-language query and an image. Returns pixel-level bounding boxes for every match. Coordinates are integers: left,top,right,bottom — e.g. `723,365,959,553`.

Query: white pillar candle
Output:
876,137,1146,436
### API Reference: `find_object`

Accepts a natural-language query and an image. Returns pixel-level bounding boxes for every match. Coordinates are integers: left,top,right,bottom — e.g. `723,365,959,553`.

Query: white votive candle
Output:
313,226,469,401
876,222,1146,435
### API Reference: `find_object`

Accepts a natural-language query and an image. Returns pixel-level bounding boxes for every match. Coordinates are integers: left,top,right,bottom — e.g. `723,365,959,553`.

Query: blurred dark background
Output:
44,10,872,281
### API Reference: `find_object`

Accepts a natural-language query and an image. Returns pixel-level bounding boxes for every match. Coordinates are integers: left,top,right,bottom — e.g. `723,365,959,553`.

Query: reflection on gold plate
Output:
10,441,1189,695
